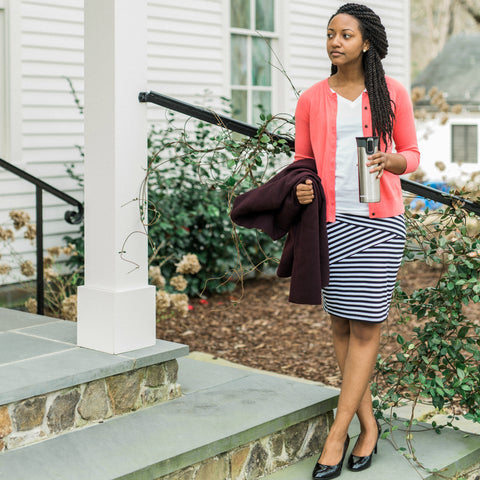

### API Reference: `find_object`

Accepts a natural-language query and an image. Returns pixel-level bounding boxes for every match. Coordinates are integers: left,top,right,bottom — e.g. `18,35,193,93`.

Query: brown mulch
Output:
156,262,479,389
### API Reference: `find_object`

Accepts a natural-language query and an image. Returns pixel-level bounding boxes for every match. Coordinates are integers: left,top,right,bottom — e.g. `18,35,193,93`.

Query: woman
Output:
294,4,420,479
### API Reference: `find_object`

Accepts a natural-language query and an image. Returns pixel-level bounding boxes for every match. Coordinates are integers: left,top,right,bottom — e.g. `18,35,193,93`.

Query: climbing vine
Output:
145,107,294,295
372,195,480,478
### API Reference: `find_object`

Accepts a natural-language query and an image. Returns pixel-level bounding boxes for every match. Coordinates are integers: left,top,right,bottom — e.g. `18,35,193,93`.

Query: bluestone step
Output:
0,358,338,479
263,418,480,480
0,307,188,405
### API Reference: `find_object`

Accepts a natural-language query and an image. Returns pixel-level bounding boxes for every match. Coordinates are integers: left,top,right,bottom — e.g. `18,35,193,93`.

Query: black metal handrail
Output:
139,90,480,217
0,158,84,315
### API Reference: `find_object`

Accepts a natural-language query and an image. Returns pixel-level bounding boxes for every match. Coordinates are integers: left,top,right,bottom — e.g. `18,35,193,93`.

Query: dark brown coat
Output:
230,158,329,305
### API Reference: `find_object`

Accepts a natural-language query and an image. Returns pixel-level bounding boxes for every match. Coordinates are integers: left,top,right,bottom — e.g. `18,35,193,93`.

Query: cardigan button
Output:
364,106,368,110
364,124,368,128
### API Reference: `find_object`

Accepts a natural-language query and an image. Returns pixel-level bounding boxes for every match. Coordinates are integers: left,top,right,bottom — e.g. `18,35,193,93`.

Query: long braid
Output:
330,3,395,149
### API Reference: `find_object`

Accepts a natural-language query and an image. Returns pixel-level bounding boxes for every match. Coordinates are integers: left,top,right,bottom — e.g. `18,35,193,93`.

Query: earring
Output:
363,49,367,53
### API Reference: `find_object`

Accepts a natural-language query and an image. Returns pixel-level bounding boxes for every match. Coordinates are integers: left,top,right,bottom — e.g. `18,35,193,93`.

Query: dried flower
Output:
63,244,76,256
149,266,166,289
435,161,446,172
411,86,425,104
413,200,425,212
62,295,77,322
431,92,445,107
175,254,201,275
440,113,449,125
48,246,62,257
439,102,450,113
44,267,58,280
44,256,54,268
24,224,36,242
25,298,37,313
414,108,427,121
20,260,35,277
170,275,187,292
155,290,171,314
451,104,463,115
170,293,189,317
9,210,31,230
0,227,14,242
409,168,426,183
0,263,12,275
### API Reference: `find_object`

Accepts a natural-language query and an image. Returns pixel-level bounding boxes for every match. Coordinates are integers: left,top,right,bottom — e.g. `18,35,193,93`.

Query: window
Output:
451,124,478,164
230,0,276,123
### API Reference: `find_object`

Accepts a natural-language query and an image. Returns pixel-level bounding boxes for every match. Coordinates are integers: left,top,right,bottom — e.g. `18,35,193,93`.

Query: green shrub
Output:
146,111,293,296
373,200,480,426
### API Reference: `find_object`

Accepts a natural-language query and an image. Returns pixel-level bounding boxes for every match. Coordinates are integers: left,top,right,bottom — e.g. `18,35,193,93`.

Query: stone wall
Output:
0,359,180,452
158,412,334,480
460,462,480,480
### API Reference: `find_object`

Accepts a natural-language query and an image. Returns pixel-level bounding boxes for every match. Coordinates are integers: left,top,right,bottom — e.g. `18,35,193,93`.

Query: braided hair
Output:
329,3,395,149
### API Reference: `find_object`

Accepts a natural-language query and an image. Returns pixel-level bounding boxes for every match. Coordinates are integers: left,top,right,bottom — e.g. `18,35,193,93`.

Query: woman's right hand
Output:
296,179,314,205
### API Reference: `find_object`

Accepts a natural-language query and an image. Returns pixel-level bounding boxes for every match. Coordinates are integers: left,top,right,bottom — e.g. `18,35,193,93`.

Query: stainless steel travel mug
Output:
356,136,381,203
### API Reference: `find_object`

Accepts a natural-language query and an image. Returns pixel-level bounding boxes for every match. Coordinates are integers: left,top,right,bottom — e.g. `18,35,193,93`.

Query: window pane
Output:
252,37,271,86
231,0,250,28
252,90,271,121
231,89,248,122
256,0,274,32
452,125,477,164
231,34,247,85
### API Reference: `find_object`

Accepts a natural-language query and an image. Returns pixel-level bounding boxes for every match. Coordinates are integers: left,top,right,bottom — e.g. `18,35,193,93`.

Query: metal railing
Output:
139,90,480,217
0,158,84,315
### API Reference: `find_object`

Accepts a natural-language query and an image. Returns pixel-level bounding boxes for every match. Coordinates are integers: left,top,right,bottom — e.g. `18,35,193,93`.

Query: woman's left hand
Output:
367,152,389,179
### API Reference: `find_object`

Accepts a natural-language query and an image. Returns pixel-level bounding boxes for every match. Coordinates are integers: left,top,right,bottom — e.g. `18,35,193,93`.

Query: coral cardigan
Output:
294,76,420,222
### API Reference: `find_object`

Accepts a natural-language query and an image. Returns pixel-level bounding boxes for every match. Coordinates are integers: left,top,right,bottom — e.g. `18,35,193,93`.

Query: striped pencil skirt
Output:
321,213,406,323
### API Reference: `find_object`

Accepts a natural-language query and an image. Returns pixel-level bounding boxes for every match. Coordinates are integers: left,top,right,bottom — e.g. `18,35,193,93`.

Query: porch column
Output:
77,0,155,354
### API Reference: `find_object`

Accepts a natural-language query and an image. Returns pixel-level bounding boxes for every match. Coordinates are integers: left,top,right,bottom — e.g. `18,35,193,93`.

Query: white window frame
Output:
0,0,22,163
227,0,280,124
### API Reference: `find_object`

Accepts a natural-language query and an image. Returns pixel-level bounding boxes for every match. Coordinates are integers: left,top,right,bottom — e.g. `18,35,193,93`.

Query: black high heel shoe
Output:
347,418,382,472
312,435,350,479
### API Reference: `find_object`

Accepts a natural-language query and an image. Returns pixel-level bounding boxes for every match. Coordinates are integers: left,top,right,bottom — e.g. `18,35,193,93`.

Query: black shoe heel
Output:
312,435,350,479
347,418,381,472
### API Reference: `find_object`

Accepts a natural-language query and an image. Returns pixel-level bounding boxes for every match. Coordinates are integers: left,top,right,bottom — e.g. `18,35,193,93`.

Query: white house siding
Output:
0,0,411,287
0,0,84,285
285,0,411,115
146,0,227,124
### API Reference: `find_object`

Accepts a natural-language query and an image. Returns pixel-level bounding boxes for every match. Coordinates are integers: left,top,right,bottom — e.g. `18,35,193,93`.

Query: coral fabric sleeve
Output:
390,78,420,174
294,93,315,161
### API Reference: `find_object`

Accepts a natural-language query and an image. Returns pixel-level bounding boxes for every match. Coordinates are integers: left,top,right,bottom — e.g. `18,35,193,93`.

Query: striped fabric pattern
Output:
322,214,406,323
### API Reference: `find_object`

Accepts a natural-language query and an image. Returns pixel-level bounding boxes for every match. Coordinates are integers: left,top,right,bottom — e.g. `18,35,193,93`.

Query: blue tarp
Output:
409,182,450,210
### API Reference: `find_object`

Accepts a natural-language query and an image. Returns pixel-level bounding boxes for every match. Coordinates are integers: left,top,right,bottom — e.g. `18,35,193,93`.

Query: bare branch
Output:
457,0,480,24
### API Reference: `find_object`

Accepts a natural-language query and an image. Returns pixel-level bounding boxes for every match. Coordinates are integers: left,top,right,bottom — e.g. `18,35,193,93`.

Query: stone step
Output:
0,307,188,406
0,357,339,479
263,417,480,480
0,308,189,452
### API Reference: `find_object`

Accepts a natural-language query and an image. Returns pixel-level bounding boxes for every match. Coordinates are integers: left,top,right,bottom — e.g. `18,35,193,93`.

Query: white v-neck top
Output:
334,92,369,216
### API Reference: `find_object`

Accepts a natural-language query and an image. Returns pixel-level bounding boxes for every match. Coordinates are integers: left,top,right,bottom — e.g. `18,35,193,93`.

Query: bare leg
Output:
329,316,381,457
318,316,381,465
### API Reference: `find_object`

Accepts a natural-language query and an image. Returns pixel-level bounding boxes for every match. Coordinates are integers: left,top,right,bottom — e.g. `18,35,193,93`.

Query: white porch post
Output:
77,0,155,354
